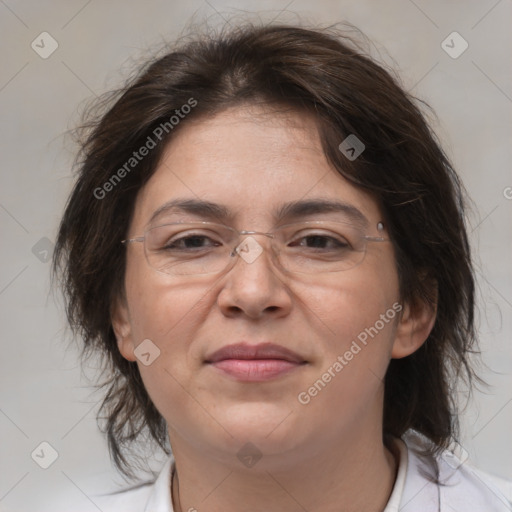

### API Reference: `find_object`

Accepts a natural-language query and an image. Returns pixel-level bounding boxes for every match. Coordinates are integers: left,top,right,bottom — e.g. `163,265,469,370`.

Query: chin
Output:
214,402,305,448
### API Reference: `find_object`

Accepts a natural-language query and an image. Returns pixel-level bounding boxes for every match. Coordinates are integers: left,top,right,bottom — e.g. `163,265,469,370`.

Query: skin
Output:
112,105,436,512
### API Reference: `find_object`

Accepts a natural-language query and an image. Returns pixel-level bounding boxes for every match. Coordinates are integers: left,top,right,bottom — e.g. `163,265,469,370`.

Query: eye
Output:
290,233,351,251
163,233,222,251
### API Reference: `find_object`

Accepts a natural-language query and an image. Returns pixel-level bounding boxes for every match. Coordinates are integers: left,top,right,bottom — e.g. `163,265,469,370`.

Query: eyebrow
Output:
147,198,369,227
148,198,233,226
276,199,369,227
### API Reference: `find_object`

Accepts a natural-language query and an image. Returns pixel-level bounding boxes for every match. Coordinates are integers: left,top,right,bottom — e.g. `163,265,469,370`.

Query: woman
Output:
52,22,511,511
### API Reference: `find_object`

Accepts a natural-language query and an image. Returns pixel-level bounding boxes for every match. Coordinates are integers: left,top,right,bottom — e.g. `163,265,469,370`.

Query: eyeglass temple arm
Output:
121,236,145,244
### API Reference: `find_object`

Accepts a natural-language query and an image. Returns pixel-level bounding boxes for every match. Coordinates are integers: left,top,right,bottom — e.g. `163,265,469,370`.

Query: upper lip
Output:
205,343,305,364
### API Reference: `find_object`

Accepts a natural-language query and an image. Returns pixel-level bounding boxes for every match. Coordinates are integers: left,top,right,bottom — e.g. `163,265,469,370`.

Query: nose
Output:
217,235,293,320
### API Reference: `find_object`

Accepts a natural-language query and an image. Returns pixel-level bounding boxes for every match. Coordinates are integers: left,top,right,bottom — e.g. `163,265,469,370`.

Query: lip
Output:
205,343,307,382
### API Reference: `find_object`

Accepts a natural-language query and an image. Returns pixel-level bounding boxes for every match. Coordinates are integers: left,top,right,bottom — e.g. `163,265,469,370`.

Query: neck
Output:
170,429,398,512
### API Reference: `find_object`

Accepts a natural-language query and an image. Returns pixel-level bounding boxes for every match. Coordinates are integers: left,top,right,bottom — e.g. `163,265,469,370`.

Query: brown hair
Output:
52,22,478,480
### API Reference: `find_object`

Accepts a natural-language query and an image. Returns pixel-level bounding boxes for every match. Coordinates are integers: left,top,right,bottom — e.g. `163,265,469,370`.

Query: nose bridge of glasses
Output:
229,230,278,267
237,229,274,238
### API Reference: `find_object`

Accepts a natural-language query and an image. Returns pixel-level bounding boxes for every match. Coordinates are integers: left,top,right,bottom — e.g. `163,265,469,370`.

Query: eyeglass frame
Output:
121,219,389,276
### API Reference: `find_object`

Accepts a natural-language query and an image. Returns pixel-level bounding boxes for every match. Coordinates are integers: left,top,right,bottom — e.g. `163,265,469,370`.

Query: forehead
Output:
130,106,382,231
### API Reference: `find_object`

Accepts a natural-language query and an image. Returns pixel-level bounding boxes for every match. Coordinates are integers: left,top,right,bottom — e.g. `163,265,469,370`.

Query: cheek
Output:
126,247,189,331
300,254,399,344
349,246,401,324
124,251,211,372
123,263,214,423
300,247,401,389
295,275,400,428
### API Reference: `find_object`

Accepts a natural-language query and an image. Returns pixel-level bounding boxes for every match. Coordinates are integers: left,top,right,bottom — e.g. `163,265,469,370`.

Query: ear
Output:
111,294,137,362
391,291,437,359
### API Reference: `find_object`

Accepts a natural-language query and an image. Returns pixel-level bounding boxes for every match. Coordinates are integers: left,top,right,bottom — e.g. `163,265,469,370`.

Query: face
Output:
113,105,432,469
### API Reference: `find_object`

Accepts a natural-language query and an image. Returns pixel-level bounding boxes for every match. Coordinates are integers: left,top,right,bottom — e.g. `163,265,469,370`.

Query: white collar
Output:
382,436,409,512
134,430,510,511
143,440,410,512
143,456,174,512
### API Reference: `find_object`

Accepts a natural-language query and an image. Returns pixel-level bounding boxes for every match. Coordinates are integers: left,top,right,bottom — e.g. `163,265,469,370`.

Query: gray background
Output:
1,1,511,511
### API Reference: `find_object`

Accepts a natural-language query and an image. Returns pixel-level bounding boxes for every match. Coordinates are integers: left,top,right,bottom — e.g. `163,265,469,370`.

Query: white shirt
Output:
93,430,512,511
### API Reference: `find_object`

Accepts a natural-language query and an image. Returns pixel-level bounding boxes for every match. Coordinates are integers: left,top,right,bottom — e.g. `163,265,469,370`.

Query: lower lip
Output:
209,359,303,381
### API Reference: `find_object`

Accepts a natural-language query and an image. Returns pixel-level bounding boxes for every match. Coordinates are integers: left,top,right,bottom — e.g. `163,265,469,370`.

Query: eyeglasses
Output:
121,220,388,276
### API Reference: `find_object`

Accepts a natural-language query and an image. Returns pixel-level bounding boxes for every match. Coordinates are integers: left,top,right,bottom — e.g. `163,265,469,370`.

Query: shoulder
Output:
400,430,512,512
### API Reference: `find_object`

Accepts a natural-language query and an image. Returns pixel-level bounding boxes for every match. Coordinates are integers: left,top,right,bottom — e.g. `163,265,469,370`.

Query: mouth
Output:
205,342,307,382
